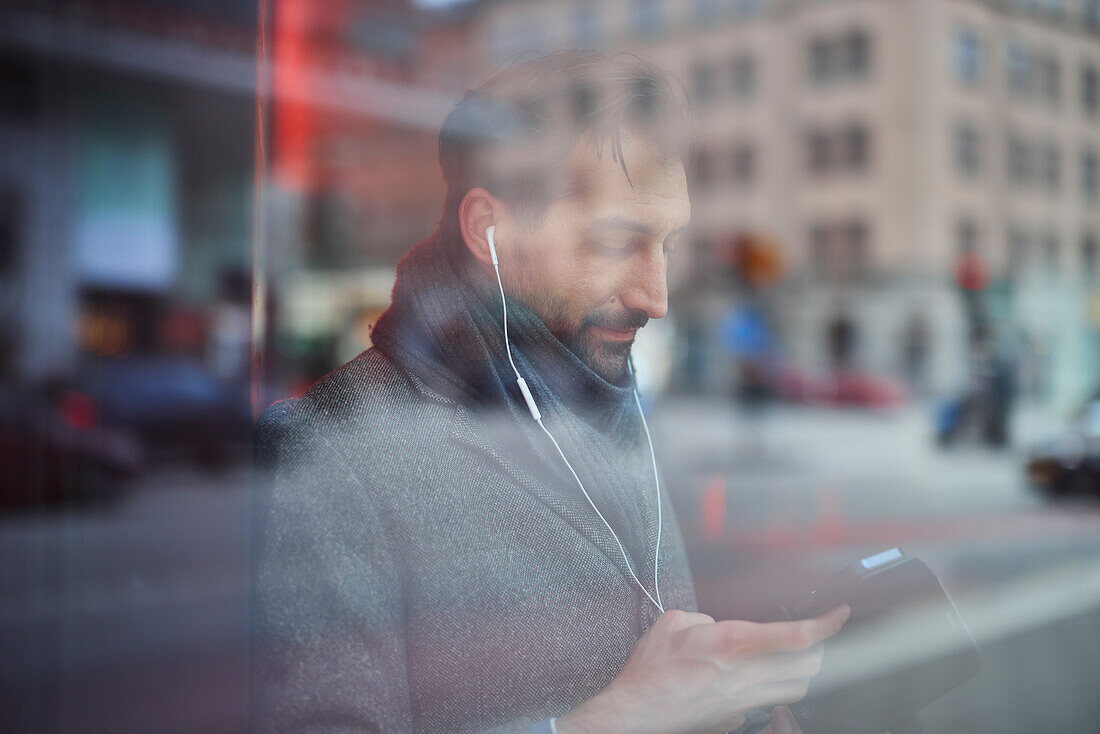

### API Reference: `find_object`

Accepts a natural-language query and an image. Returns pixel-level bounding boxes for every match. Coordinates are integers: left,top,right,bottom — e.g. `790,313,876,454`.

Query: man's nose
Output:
618,249,669,320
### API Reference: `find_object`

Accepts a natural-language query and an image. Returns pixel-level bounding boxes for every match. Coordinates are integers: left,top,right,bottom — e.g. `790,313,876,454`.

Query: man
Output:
253,51,848,734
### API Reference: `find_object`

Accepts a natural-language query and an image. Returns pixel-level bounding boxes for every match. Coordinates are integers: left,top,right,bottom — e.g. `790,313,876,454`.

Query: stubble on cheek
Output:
506,275,630,380
572,326,633,381
504,245,635,381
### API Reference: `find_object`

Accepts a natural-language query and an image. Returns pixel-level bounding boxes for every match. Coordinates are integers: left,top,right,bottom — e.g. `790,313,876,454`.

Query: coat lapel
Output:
450,404,656,596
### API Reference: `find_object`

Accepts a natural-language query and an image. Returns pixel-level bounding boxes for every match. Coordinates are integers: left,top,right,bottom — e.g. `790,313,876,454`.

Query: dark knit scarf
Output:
371,229,660,580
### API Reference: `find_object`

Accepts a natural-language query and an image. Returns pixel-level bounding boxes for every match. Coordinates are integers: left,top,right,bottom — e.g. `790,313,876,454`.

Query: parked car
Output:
774,369,906,409
0,384,142,507
78,355,252,468
1026,400,1100,497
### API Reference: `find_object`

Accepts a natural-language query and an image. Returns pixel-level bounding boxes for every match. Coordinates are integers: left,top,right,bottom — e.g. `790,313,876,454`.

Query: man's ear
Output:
458,188,506,267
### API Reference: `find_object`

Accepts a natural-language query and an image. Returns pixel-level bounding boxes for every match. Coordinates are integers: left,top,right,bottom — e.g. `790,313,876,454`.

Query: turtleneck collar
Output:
371,228,641,441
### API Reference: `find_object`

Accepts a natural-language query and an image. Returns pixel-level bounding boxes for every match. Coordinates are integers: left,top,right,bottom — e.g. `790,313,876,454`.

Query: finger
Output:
753,604,850,653
719,713,747,733
770,706,803,734
656,608,715,633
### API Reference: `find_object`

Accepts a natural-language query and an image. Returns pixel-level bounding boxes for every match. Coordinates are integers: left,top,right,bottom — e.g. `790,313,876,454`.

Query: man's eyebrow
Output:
586,216,690,237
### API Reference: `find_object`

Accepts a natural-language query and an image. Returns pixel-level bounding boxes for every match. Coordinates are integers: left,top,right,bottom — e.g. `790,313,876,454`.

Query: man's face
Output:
497,131,691,382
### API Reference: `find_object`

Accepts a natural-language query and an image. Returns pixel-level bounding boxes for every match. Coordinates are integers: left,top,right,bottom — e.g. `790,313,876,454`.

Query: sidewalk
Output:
649,397,1059,524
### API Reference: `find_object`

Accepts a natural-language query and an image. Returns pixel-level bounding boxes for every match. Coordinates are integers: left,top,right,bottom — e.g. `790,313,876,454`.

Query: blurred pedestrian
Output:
902,312,929,396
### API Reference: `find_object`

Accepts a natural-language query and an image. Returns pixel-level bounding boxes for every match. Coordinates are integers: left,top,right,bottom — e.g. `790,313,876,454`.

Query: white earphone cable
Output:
487,226,665,615
493,253,522,379
632,372,664,612
531,414,665,614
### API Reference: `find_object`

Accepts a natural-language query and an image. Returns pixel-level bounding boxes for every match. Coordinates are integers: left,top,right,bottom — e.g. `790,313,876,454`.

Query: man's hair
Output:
437,50,694,238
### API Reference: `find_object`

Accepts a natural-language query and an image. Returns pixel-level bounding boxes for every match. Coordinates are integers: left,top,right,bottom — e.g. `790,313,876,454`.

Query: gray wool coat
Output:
252,348,699,734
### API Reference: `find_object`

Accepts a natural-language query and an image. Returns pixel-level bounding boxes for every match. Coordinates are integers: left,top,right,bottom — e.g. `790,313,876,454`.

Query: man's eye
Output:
588,239,629,254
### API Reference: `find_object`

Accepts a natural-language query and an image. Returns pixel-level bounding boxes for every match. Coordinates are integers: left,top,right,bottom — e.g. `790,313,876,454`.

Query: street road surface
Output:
0,399,1097,733
653,399,1100,734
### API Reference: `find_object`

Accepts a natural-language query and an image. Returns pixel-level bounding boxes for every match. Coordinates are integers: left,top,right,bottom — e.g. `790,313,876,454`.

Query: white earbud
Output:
486,224,499,266
484,224,665,615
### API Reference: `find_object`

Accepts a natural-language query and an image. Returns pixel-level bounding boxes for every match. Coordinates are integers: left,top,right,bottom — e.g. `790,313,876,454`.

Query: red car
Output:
774,368,906,408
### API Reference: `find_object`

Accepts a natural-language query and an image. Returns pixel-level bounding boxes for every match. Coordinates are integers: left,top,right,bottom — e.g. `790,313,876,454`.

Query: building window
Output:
730,54,756,99
953,27,982,85
1007,39,1032,96
1042,143,1061,190
807,129,831,174
634,0,663,39
809,37,833,85
1086,0,1100,29
731,142,756,183
954,122,981,177
1082,148,1099,198
1044,230,1061,272
1083,65,1099,115
842,123,870,171
843,29,871,78
693,62,716,106
691,147,713,189
1008,135,1032,185
806,125,870,175
1083,232,1099,280
574,3,601,48
957,219,980,255
1040,55,1061,105
809,220,871,280
1007,226,1029,277
846,220,870,278
809,30,871,86
810,225,831,278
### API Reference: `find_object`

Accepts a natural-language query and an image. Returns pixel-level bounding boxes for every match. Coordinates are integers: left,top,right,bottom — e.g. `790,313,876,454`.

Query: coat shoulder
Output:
255,348,455,473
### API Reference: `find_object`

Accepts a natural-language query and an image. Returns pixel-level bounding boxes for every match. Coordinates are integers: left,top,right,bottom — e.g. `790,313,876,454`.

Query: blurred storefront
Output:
261,0,475,394
0,0,256,383
0,0,477,404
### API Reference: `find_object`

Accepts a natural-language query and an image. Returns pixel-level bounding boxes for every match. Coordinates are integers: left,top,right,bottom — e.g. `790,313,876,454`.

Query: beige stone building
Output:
473,0,1100,403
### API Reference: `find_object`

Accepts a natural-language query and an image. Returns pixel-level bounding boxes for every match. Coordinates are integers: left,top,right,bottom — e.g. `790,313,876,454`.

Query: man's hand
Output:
556,605,849,734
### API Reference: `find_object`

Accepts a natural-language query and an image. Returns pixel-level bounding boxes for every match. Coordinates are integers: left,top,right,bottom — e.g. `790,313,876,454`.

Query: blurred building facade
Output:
7,0,1093,409
0,0,257,381
261,0,476,394
0,0,478,400
476,0,1100,407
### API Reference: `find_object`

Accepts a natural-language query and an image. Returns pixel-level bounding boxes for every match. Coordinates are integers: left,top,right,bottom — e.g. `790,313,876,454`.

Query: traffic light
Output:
714,233,785,288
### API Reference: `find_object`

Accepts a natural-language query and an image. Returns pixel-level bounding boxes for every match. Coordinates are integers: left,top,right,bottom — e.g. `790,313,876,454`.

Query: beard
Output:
502,269,649,382
567,306,649,382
